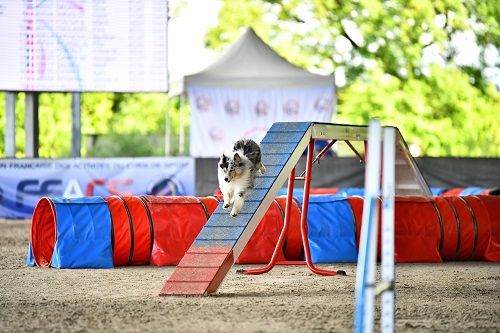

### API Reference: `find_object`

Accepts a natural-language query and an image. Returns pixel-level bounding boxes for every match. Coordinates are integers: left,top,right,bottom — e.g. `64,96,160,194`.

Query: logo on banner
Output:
254,100,269,117
209,128,224,142
86,179,133,196
14,179,78,208
314,96,332,112
195,94,211,112
283,99,299,115
148,177,183,196
63,179,85,197
224,99,240,116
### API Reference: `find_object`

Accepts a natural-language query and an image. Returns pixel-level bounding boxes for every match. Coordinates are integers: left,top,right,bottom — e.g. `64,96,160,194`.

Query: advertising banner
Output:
0,157,194,219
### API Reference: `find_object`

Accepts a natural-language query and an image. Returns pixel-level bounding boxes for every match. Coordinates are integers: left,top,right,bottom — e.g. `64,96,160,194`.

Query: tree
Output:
205,0,500,156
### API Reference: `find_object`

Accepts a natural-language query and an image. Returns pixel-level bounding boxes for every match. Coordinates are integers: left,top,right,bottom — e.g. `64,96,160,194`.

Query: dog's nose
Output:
224,177,229,182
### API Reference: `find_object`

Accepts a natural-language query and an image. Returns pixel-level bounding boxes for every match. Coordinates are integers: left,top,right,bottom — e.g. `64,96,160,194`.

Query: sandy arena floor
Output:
0,219,499,333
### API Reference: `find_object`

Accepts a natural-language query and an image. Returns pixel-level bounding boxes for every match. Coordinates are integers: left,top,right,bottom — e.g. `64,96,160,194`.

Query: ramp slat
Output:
268,122,311,132
196,226,245,241
259,142,298,154
261,131,306,143
205,213,255,227
192,240,237,247
259,165,282,177
261,154,293,166
245,189,270,201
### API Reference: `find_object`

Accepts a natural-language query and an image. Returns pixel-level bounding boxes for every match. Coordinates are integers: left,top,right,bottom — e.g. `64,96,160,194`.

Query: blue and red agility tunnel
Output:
28,194,500,268
296,195,358,263
31,197,113,268
145,196,212,266
105,196,132,266
275,196,302,261
472,196,500,261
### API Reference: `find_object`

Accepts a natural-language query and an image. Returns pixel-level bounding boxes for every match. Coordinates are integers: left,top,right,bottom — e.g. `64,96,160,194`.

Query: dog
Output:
218,139,266,217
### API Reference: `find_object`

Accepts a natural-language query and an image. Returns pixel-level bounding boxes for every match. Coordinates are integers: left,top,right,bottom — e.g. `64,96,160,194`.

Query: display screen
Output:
0,0,168,92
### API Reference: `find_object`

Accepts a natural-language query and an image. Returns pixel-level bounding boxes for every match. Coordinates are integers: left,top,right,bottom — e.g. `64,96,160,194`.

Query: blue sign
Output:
0,157,195,219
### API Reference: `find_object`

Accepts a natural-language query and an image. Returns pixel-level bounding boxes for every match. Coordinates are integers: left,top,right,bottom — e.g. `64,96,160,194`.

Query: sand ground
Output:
0,219,499,333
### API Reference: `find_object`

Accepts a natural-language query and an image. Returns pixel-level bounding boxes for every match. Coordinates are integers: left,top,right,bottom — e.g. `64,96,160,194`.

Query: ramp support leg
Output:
302,139,344,276
240,139,346,276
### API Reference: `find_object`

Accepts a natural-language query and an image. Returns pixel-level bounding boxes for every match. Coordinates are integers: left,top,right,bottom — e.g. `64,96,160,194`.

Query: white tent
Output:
184,28,336,157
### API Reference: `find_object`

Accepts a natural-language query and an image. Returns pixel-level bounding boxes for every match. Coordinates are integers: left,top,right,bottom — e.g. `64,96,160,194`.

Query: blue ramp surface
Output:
194,122,313,255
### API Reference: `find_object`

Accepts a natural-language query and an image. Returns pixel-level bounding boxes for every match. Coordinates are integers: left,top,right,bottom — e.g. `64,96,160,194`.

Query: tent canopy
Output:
184,28,334,89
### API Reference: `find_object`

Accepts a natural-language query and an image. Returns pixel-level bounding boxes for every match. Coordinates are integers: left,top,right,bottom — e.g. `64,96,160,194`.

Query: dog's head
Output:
219,153,245,183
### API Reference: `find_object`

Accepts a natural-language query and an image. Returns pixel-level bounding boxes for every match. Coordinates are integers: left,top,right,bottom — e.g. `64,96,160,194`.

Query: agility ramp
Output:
160,122,430,296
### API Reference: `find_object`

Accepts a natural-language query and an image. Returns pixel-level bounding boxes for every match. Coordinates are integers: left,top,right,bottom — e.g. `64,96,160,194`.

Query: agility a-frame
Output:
160,122,430,296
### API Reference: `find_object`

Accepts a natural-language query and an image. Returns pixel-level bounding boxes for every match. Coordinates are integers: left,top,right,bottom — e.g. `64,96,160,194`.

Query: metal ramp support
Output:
393,128,431,196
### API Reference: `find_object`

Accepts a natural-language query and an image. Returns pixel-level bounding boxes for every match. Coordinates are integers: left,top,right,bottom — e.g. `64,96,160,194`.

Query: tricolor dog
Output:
218,139,266,217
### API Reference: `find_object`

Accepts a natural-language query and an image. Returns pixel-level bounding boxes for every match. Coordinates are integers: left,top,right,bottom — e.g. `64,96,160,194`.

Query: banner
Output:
188,85,335,157
0,157,194,219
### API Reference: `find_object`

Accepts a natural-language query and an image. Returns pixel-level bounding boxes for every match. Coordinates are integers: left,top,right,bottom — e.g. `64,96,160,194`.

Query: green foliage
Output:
337,66,500,156
80,92,189,157
81,93,114,135
207,0,499,87
86,133,164,157
108,93,166,134
36,93,72,157
0,92,26,157
0,92,188,158
206,0,500,157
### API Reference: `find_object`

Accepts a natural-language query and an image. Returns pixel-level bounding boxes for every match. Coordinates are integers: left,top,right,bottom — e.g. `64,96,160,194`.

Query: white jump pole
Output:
380,127,396,333
354,119,382,333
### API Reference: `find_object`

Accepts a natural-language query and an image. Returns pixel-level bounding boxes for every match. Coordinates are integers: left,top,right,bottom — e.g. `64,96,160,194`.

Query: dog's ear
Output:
221,154,227,163
233,153,241,163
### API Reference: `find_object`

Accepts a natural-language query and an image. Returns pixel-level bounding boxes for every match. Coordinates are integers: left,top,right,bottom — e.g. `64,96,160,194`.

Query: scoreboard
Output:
0,0,168,92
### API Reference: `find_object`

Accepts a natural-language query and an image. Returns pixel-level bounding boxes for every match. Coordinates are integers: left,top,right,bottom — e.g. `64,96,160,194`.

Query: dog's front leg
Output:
223,191,233,209
230,192,246,217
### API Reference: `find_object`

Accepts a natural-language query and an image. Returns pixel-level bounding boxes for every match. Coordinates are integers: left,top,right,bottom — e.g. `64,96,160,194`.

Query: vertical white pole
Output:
5,92,16,157
179,94,185,155
165,93,171,156
355,119,382,333
25,92,39,158
71,92,81,157
381,127,396,333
